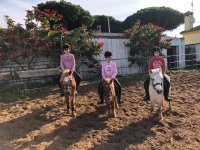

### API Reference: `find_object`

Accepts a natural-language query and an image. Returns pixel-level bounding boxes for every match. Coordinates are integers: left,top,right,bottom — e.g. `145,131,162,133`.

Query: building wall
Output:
161,36,185,68
171,38,185,68
78,33,139,78
182,30,200,45
94,36,139,75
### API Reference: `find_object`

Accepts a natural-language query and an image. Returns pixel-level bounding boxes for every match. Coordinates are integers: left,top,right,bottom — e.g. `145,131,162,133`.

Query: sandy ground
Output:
0,70,200,150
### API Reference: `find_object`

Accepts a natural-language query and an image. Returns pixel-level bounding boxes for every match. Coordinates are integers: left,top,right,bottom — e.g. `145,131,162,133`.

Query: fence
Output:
0,53,200,93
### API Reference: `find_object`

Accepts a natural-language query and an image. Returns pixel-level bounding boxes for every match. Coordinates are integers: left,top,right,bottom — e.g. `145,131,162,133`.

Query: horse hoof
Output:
71,111,76,118
66,109,70,114
150,112,153,117
160,117,163,121
116,104,119,108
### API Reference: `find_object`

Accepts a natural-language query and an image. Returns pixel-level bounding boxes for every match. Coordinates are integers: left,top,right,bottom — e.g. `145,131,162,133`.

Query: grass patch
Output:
0,85,55,104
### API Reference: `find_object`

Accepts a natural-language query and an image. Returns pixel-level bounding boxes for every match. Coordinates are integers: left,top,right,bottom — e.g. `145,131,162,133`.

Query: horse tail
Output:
162,99,167,108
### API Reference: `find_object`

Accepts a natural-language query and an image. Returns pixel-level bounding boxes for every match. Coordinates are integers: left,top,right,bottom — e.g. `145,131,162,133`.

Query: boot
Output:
117,94,123,104
164,77,171,102
98,83,104,104
98,91,104,104
164,84,171,102
143,79,150,101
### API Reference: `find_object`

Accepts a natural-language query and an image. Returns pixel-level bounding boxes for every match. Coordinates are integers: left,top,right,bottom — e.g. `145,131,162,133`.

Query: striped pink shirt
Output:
101,61,117,79
60,53,75,71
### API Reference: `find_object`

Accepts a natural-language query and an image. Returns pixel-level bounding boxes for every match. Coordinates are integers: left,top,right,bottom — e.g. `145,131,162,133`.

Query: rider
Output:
144,46,171,102
98,51,123,104
59,43,82,95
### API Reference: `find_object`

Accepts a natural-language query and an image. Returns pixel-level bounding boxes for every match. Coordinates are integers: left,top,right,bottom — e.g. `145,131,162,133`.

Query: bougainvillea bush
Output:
125,20,171,70
0,6,103,70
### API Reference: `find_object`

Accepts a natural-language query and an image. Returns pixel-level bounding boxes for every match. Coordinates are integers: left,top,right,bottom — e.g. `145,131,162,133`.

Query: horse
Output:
102,78,118,118
60,69,77,117
149,67,171,121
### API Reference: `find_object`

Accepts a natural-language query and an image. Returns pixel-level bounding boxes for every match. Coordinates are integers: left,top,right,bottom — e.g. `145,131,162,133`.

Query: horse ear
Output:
158,67,162,72
110,78,114,84
68,71,72,75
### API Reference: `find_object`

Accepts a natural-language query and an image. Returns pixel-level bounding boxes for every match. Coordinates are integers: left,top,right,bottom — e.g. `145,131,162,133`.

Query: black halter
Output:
151,79,163,91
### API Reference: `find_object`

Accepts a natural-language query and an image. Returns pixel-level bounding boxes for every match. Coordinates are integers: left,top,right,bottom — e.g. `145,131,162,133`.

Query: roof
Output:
181,25,200,34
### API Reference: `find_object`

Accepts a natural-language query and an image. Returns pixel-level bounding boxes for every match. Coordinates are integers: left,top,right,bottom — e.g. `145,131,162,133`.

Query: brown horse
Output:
102,78,118,118
60,69,77,117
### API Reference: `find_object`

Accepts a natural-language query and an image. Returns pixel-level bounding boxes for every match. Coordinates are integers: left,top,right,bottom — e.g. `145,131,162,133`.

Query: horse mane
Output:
150,67,162,75
60,69,71,82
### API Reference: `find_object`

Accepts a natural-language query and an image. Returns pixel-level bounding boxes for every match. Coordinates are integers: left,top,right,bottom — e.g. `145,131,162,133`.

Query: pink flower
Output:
6,28,13,33
97,42,104,47
44,9,51,13
57,14,63,19
10,34,17,39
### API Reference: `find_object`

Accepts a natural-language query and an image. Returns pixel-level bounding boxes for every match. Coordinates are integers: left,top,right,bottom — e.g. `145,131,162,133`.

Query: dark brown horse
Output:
102,78,118,118
60,69,77,117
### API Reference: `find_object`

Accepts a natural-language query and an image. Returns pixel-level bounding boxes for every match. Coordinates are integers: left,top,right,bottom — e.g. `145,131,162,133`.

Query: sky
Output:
0,0,200,37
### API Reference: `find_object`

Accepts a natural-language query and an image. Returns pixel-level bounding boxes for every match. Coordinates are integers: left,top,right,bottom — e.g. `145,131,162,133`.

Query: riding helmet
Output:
152,46,161,52
63,43,70,50
104,51,112,58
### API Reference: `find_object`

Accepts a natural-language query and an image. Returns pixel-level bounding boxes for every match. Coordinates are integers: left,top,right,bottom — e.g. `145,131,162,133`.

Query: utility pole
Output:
107,17,110,33
191,0,194,13
60,34,63,52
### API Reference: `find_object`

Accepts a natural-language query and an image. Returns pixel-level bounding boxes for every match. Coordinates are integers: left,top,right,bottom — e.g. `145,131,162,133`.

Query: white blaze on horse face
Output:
150,68,163,93
64,76,69,83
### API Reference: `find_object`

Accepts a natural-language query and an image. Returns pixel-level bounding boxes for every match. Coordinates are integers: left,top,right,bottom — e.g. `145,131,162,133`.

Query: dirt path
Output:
0,71,200,150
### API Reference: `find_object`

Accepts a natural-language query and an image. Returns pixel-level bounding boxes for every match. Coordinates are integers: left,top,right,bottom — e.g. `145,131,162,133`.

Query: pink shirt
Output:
60,53,75,71
101,61,117,79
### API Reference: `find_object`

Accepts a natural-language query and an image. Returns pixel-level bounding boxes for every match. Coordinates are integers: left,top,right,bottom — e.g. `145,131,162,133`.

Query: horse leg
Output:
65,93,70,114
150,100,155,117
112,100,117,118
105,99,110,117
115,96,119,108
158,100,163,121
71,92,76,118
169,100,172,111
106,102,111,117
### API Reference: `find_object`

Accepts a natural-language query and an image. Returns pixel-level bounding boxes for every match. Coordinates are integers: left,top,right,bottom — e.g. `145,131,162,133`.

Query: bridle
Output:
151,78,163,91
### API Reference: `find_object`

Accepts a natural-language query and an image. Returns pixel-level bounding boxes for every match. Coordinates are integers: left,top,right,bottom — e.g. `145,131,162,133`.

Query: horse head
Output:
60,69,73,94
102,78,115,100
61,69,72,84
149,67,163,94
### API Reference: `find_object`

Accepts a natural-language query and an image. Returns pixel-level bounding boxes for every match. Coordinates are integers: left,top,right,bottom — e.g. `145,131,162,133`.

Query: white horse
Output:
149,68,170,120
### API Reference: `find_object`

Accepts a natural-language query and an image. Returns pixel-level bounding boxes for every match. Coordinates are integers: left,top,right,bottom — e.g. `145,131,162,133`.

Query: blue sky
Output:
0,0,199,37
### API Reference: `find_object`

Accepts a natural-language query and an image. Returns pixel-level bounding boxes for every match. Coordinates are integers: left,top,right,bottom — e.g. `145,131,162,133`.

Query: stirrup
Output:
118,99,123,104
165,96,171,101
143,96,150,101
98,100,104,104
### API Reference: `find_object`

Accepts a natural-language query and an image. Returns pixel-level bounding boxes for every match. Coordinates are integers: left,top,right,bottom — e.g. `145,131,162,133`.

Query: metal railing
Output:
0,53,200,93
